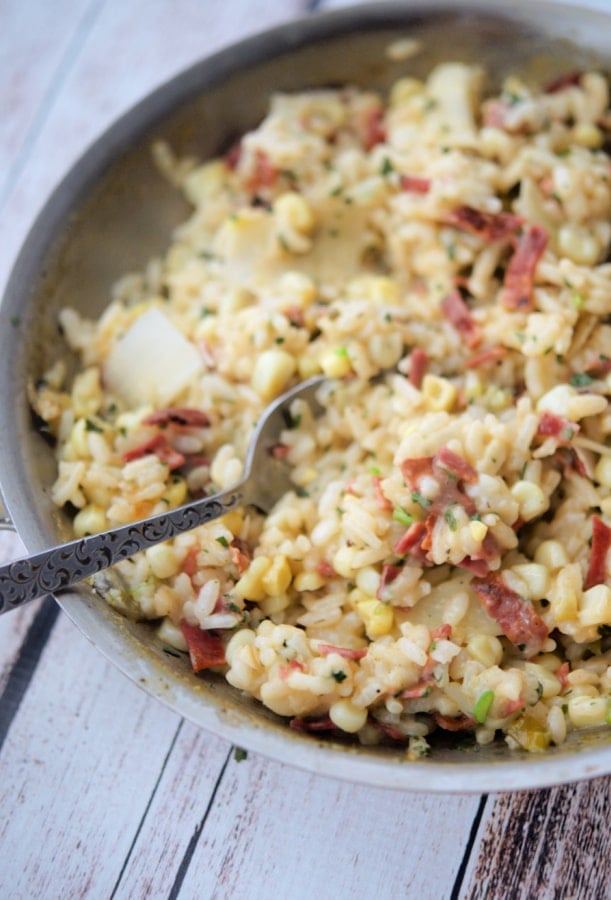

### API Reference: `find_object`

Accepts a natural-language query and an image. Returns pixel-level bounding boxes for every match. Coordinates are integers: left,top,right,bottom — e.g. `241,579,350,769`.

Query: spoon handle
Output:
0,482,248,615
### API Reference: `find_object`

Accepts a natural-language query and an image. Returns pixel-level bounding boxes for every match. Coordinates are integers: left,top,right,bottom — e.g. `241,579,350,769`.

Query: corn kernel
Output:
297,354,322,379
355,566,381,597
510,480,548,521
259,593,291,616
548,564,580,623
262,555,292,596
234,556,272,601
274,191,316,233
389,76,424,106
219,510,244,535
251,349,296,400
579,584,611,627
225,628,256,666
71,367,103,419
356,598,394,638
534,540,568,570
333,546,356,579
511,563,550,601
146,543,180,580
558,224,600,266
157,617,188,652
421,374,457,412
161,476,187,509
572,122,603,149
594,455,611,489
320,347,352,379
294,571,326,592
329,699,368,733
278,271,317,308
467,634,503,668
469,520,488,543
567,695,608,728
73,504,108,537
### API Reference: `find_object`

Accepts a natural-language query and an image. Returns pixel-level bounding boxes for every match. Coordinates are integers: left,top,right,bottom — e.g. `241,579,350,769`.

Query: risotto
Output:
32,61,611,756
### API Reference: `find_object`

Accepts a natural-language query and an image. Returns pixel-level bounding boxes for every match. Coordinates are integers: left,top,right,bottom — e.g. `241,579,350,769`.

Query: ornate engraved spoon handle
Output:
0,482,248,615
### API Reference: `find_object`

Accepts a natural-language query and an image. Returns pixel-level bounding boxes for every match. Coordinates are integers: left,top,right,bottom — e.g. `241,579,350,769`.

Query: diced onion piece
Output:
104,308,203,407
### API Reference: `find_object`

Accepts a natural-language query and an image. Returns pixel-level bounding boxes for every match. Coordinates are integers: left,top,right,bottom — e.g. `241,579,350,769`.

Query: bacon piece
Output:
544,71,582,93
441,289,482,349
482,98,510,129
372,475,392,511
430,624,452,642
400,681,432,699
465,345,507,368
375,721,409,742
377,564,402,601
182,545,199,578
434,447,477,484
394,521,428,556
230,539,251,575
584,515,611,590
500,225,548,311
585,355,611,378
290,714,337,733
471,572,549,658
458,557,490,577
246,150,277,193
409,347,429,388
180,623,226,672
317,643,368,661
143,407,210,428
225,139,242,170
279,659,306,680
555,661,570,692
316,559,336,579
361,105,386,150
446,205,522,243
433,712,476,732
538,411,578,444
400,174,431,194
400,456,434,489
283,305,305,328
500,698,526,717
122,434,185,470
270,443,291,460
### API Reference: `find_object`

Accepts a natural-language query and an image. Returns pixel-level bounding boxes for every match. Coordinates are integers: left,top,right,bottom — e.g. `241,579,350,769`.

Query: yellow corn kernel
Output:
347,275,400,306
251,348,296,400
182,159,227,205
332,545,357,579
259,593,291,616
469,520,488,543
157,617,188,652
262,555,292,596
572,122,604,149
510,480,548,521
225,628,257,666
234,556,272,601
355,566,381,597
511,563,550,602
594,455,611,489
278,271,317,308
389,76,424,106
320,347,352,379
508,714,551,752
466,634,503,668
421,374,457,412
558,224,600,266
294,571,326,592
548,565,580,623
567,695,608,728
579,584,611,627
71,366,103,419
218,509,244,535
329,699,368,733
146,543,180,580
356,598,394,639
534,540,568,570
161,476,187,509
297,354,322,380
73,504,108,537
274,191,316,233
65,418,92,460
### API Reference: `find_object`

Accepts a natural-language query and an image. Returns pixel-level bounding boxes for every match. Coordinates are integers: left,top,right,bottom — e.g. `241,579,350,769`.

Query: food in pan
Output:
33,61,611,756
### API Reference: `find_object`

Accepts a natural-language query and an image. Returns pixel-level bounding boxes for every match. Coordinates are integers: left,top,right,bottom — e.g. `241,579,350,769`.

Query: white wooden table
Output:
1,1,609,897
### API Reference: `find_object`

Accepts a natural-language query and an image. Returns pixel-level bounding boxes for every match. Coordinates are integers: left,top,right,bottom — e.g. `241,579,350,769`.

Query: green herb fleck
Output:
332,670,347,683
234,747,248,762
275,336,285,345
444,506,458,531
85,418,103,433
330,184,344,197
570,372,594,387
571,293,584,309
474,689,495,724
393,507,414,526
380,156,394,177
162,646,181,658
411,491,431,509
445,242,457,261
216,536,229,548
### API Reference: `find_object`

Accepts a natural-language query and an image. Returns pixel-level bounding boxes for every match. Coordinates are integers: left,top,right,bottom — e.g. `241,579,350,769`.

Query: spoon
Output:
0,375,325,615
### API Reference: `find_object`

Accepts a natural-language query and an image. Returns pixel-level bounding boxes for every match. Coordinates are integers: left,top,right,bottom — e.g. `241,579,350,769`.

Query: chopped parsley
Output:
393,507,414,526
332,670,347,683
85,418,103,433
216,536,229,548
380,156,394,177
411,491,431,509
444,506,458,531
570,372,594,387
233,747,248,762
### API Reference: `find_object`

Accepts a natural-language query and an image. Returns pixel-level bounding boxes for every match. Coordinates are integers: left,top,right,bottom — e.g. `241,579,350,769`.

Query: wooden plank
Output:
0,609,230,898
459,777,611,900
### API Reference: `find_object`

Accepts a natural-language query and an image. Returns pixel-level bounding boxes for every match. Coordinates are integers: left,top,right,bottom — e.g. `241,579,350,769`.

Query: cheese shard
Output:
104,307,203,407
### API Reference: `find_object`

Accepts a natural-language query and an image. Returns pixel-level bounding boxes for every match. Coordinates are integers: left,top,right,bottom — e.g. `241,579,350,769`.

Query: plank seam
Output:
0,0,108,212
0,596,60,753
109,718,186,900
450,794,488,900
167,745,234,900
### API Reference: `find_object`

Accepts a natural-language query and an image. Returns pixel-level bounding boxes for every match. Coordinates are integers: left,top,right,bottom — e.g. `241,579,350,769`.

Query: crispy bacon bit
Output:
400,681,432,700
585,355,611,378
465,345,507,369
375,720,409,742
290,714,337,733
409,347,429,389
585,515,611,590
394,520,428,556
180,623,226,672
143,407,210,428
122,434,185,470
230,539,251,575
500,225,548,311
446,205,522,243
544,70,582,93
225,139,242,170
471,572,549,658
246,150,277,193
430,623,452,642
317,643,368,660
316,559,336,579
434,447,477,484
441,289,482,349
555,661,570,692
538,411,578,444
400,456,434,489
377,564,402,602
372,475,392,511
279,659,306,680
482,98,510,129
458,557,490,577
361,105,386,150
433,713,476,732
400,174,431,193
284,305,305,328
500,698,525,717
270,443,291,460
182,545,199,578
